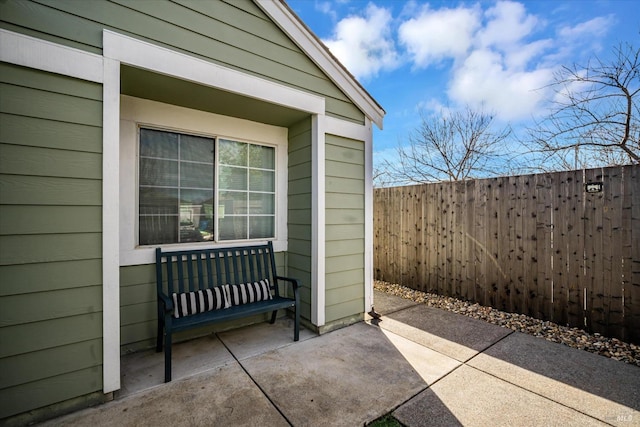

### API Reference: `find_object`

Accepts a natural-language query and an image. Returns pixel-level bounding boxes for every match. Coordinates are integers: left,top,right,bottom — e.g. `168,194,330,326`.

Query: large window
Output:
139,128,276,245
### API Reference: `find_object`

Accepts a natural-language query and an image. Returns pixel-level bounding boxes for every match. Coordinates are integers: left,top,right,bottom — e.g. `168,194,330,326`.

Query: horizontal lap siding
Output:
0,63,103,418
0,0,364,124
287,119,313,321
119,264,156,352
325,135,365,323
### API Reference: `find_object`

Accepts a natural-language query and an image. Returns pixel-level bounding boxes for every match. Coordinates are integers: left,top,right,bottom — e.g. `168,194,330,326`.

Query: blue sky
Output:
286,0,640,170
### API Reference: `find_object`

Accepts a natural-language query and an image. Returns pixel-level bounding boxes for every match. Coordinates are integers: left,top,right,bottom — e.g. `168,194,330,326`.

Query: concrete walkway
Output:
41,291,640,426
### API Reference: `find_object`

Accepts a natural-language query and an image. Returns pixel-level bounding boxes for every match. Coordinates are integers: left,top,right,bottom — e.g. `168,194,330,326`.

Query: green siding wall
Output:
324,135,365,324
0,63,103,419
0,0,365,124
287,118,313,321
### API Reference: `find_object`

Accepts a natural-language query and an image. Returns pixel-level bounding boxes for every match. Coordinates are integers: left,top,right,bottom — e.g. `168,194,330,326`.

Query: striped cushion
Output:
228,280,273,306
172,285,230,319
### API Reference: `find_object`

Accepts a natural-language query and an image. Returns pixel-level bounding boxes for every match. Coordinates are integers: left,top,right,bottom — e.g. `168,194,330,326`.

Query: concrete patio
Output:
39,291,640,426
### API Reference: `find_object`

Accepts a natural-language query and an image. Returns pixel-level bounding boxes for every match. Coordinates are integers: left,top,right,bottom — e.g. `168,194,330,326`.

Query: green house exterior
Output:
0,0,384,422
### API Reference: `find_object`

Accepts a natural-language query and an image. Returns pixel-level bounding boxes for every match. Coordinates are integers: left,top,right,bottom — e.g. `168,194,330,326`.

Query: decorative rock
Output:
374,280,640,367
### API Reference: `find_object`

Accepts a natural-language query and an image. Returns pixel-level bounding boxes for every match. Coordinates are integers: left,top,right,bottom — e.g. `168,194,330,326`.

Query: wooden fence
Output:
374,165,640,344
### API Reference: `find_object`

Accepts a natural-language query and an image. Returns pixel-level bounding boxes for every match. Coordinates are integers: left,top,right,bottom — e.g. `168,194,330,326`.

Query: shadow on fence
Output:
374,165,640,344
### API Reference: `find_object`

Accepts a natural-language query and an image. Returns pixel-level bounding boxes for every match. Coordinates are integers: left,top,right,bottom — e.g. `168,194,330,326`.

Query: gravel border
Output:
374,280,640,367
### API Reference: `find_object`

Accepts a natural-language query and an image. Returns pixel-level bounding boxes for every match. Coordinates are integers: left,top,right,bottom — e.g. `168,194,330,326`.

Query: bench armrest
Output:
275,275,299,291
157,292,174,313
275,275,300,301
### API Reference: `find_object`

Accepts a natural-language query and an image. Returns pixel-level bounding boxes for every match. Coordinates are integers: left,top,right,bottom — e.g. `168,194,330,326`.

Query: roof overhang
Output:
255,0,386,130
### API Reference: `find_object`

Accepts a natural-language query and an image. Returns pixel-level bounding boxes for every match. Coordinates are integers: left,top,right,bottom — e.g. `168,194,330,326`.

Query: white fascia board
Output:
102,30,324,115
0,29,103,83
255,0,385,130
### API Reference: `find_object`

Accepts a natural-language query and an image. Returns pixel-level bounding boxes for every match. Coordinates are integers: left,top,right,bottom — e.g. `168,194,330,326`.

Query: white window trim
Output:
120,96,288,265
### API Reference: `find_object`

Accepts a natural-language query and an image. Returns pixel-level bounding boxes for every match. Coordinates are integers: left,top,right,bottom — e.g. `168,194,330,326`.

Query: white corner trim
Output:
102,30,324,115
102,57,121,393
0,29,103,83
363,117,374,313
311,114,326,327
255,0,384,130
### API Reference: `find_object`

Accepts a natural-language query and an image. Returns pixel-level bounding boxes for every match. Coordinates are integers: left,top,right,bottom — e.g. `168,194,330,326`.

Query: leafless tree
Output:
372,165,394,187
381,106,512,184
528,42,640,168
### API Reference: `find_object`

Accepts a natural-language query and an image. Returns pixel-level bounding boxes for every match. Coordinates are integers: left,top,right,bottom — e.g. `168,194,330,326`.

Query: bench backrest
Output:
155,242,281,298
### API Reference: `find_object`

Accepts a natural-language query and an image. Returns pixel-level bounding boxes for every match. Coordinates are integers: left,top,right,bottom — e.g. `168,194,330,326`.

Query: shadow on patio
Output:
40,291,639,426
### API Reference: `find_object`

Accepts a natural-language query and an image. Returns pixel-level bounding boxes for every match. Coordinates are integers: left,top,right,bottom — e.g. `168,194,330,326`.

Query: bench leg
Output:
270,310,278,324
156,317,163,352
294,304,300,341
164,317,172,383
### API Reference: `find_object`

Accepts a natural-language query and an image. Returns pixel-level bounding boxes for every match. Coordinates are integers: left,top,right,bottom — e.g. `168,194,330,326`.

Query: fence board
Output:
566,170,584,329
374,165,639,343
621,166,634,342
607,168,624,337
585,168,606,334
473,178,487,305
629,166,640,342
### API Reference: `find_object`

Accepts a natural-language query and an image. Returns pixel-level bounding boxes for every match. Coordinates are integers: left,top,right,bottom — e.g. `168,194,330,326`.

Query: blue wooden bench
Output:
156,241,300,382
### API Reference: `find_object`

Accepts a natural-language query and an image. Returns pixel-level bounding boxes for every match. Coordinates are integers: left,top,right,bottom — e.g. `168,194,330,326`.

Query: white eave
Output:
255,0,385,130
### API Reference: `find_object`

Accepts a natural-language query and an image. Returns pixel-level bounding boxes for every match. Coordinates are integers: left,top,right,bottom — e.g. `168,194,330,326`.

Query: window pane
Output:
249,193,275,214
140,158,178,187
140,128,178,159
139,129,278,245
179,190,214,242
140,216,178,245
180,162,213,189
219,139,247,166
219,191,247,214
139,128,216,246
249,216,275,239
219,165,247,191
249,169,275,192
219,216,247,240
139,188,179,215
249,144,275,169
181,189,214,206
181,135,214,163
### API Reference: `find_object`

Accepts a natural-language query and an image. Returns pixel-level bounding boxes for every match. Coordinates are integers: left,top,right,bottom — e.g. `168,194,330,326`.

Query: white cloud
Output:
322,3,400,80
398,4,480,67
317,0,616,122
314,1,337,22
445,1,559,120
448,49,554,121
558,15,615,39
395,1,557,121
477,1,539,49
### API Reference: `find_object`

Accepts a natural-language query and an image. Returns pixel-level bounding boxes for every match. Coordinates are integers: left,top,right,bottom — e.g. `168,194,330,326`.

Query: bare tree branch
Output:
383,106,513,184
527,42,640,167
